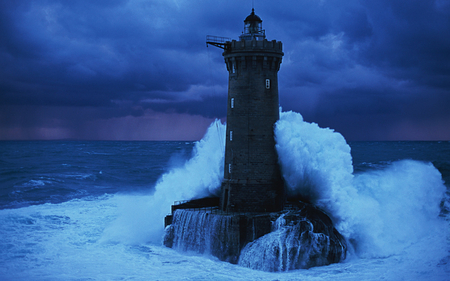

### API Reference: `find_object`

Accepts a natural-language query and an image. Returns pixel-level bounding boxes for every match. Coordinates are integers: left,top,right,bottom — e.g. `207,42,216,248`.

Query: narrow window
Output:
228,164,232,174
230,131,233,141
231,98,234,108
232,63,236,74
265,79,271,89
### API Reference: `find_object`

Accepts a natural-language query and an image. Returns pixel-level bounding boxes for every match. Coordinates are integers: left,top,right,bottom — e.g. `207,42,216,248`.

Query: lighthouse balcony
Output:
226,39,283,52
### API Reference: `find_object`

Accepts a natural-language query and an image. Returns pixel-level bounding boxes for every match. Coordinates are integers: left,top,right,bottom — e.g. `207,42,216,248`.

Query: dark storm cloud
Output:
267,0,450,139
1,0,449,140
0,0,229,107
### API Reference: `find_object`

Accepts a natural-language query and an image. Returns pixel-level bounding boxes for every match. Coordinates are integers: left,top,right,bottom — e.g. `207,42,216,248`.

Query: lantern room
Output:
239,9,265,41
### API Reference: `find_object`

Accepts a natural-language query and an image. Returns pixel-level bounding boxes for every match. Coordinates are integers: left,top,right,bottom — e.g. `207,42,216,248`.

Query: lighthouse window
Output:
228,164,232,174
230,131,233,141
232,63,236,74
266,79,271,89
231,98,234,108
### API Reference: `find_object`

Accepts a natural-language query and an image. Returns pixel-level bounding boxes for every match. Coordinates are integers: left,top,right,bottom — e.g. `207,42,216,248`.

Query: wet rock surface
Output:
164,201,347,271
238,202,347,271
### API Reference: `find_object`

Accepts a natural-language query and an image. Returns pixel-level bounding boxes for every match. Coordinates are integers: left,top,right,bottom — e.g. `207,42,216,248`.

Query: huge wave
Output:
100,120,225,244
275,111,447,258
102,110,447,261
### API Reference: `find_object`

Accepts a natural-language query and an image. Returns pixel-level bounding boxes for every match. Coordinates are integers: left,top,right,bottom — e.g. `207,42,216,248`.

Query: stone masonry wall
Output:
221,39,285,212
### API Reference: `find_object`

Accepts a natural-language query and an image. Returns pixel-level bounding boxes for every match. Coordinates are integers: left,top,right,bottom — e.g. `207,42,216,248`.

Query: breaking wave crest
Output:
103,110,447,261
275,111,447,258
101,120,226,244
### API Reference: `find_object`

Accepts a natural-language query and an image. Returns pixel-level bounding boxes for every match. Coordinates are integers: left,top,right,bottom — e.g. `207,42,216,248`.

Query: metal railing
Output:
169,200,299,217
174,206,257,217
206,35,231,44
206,35,232,50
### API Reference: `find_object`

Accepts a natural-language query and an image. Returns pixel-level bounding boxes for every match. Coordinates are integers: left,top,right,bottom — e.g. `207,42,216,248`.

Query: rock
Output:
163,201,347,271
238,202,347,271
163,224,174,248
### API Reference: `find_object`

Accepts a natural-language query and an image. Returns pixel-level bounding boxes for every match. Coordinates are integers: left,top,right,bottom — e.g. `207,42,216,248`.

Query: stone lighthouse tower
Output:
165,10,347,268
208,9,285,212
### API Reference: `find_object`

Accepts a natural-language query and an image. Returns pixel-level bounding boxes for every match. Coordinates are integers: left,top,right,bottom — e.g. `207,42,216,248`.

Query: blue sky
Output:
1,0,449,140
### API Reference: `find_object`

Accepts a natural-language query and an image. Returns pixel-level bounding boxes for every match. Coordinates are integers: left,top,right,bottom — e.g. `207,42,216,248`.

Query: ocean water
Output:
0,112,449,280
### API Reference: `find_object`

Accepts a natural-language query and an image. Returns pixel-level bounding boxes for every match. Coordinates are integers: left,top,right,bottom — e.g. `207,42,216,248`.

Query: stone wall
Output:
164,209,273,264
163,202,347,270
221,38,285,212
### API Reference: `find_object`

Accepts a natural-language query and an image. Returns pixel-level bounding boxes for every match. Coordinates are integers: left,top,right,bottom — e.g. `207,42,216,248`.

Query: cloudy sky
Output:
1,0,449,141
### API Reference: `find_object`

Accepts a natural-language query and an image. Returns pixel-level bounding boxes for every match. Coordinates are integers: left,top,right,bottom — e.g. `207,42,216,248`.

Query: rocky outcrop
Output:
238,202,347,271
163,201,346,271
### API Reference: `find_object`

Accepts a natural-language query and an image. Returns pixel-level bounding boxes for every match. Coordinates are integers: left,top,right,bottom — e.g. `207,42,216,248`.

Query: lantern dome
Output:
240,9,265,41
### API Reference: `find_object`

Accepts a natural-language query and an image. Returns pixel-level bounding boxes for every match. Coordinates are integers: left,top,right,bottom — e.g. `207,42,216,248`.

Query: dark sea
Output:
1,141,449,211
1,118,449,280
0,141,195,210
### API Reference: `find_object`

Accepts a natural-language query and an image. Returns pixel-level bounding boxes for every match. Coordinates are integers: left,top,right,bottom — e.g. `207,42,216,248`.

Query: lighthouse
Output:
165,9,347,269
208,9,285,212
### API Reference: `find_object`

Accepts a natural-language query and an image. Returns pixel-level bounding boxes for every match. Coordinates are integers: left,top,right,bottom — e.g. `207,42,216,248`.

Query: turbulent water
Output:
167,209,241,263
1,111,449,280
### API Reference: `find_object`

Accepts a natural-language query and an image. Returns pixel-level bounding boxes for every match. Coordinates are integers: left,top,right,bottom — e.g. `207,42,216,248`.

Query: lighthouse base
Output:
163,200,347,271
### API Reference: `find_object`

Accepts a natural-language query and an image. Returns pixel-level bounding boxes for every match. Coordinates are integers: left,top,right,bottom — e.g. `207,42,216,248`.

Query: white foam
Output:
100,120,226,244
99,110,448,272
350,159,446,257
275,111,354,218
275,111,448,259
0,196,447,280
0,111,449,279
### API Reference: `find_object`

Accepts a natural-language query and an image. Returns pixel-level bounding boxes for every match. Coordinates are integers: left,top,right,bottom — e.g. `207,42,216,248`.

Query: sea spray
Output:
100,120,226,244
274,111,447,259
238,207,347,272
102,110,447,264
1,140,448,280
275,111,355,219
239,215,324,272
350,159,447,257
167,209,241,262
